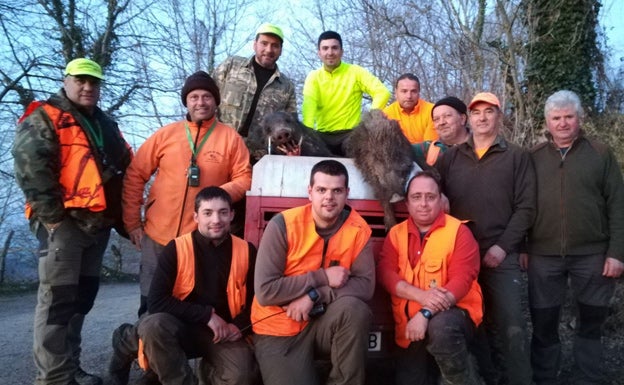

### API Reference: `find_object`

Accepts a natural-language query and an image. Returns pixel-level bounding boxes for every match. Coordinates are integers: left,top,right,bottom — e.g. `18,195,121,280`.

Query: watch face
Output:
308,288,319,302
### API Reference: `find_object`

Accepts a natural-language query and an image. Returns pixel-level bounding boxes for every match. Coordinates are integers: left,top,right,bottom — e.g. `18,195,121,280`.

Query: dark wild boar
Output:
346,109,420,229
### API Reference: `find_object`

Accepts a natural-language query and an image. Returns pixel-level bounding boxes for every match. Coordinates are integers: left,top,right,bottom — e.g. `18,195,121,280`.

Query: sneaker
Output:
109,323,137,385
74,367,103,385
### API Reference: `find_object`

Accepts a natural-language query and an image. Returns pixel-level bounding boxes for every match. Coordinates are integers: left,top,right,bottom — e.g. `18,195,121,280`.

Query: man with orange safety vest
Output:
122,71,252,316
13,58,133,385
109,187,257,385
377,169,483,384
251,159,375,385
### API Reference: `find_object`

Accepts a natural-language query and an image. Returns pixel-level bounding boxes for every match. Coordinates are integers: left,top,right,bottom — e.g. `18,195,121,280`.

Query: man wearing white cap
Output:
213,23,296,139
13,58,133,385
435,92,536,384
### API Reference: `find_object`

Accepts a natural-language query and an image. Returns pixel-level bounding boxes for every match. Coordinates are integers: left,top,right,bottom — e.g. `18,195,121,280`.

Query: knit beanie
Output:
432,96,467,117
181,71,221,107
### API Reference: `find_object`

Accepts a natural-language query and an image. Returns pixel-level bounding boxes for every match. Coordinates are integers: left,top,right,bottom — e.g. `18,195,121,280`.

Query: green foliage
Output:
525,0,604,123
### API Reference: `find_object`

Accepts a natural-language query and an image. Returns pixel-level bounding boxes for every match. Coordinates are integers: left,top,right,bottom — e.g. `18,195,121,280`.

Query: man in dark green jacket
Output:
522,90,624,385
436,92,535,385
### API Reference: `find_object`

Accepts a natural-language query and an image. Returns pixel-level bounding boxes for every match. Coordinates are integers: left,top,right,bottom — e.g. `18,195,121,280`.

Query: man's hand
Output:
207,311,230,343
603,257,624,278
519,253,529,271
224,324,243,342
324,266,350,288
129,228,144,251
482,244,506,268
283,294,315,322
405,311,429,342
418,287,453,313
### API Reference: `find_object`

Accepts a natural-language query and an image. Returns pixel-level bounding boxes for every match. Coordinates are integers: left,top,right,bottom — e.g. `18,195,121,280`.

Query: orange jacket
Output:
22,102,107,218
122,117,251,245
386,215,483,348
251,204,372,336
383,99,437,144
138,233,250,370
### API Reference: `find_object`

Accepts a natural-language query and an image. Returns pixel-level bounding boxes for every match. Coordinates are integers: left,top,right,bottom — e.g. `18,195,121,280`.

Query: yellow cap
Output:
64,58,104,80
256,23,284,42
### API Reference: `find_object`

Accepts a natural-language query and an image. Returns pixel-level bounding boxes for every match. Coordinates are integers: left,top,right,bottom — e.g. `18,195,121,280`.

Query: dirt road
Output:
0,282,140,385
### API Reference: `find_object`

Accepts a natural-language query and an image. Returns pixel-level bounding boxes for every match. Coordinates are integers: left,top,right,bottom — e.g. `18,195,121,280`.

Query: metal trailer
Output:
244,155,408,362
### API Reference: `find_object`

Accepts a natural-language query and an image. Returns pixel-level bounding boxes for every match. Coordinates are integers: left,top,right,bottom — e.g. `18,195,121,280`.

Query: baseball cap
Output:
64,58,105,80
468,92,500,110
256,23,284,43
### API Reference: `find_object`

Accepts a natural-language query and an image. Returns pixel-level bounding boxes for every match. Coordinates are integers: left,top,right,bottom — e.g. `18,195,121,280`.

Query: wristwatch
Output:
307,287,320,303
419,308,433,320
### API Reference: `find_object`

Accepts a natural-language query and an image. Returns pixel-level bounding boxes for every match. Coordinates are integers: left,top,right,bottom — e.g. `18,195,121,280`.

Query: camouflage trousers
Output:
396,307,479,385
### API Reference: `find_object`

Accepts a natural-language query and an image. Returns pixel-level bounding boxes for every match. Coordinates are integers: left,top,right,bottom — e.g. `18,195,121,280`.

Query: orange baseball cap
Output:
468,92,500,110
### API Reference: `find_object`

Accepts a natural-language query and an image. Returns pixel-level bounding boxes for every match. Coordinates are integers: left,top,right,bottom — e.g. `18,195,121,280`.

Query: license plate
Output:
368,331,381,351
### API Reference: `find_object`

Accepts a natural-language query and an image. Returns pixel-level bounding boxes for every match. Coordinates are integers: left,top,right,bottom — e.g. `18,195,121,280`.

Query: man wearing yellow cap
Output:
435,92,536,384
213,23,296,142
13,58,133,385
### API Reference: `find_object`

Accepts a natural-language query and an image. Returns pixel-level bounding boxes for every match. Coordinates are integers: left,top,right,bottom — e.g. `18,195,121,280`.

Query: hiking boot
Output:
75,367,103,385
109,323,138,385
136,369,162,385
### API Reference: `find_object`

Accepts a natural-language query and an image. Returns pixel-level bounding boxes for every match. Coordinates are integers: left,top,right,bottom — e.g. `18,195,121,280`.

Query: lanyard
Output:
185,120,216,162
82,118,104,149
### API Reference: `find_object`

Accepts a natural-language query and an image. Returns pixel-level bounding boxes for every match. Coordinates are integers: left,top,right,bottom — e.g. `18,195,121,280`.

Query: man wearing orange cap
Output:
436,92,536,384
13,58,133,385
213,23,296,140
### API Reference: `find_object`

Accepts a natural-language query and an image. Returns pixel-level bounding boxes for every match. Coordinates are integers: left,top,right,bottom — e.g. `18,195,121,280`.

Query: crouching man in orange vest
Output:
109,186,257,385
252,159,375,385
377,170,483,385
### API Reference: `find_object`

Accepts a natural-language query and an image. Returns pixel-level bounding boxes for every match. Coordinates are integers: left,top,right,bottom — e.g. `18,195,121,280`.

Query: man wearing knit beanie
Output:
181,70,221,108
122,71,251,318
411,96,470,166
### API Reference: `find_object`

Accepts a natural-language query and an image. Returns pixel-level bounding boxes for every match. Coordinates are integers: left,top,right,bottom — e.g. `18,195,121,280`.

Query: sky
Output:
602,0,624,70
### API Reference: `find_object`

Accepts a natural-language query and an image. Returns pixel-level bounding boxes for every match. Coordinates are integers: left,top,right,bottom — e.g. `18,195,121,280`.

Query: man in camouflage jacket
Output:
12,58,132,385
212,23,296,153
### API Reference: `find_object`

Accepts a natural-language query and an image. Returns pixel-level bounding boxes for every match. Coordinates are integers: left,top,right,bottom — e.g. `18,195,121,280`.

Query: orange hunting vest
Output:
138,234,250,370
425,143,442,166
251,204,372,336
19,102,107,218
388,215,483,348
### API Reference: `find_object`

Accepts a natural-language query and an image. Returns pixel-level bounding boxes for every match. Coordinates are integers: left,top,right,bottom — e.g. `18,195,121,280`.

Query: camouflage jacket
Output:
12,89,133,235
212,55,297,136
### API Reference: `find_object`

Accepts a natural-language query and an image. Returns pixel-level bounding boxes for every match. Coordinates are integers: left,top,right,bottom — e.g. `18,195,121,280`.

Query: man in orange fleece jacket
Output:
122,71,252,315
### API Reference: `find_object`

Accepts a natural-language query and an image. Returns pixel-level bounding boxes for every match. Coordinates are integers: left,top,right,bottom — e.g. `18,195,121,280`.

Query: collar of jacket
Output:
465,134,508,152
245,55,284,81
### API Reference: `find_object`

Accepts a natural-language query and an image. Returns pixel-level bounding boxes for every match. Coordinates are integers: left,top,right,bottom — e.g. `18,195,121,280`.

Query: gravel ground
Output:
0,282,141,385
1,280,623,385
